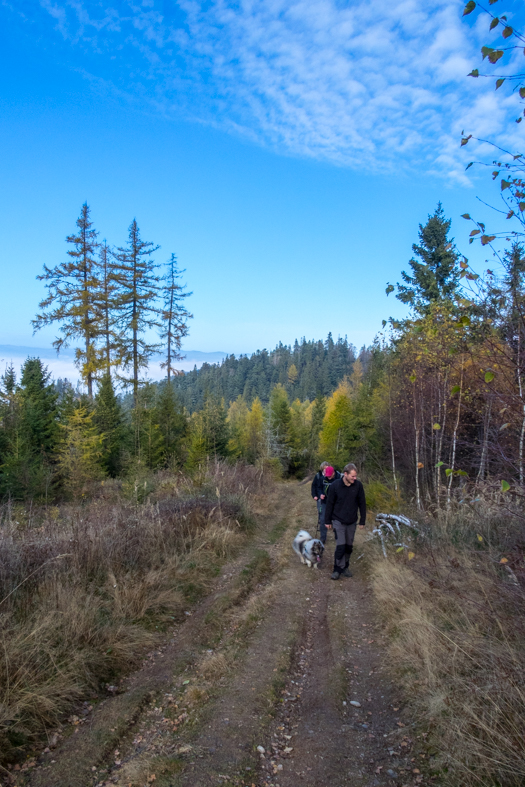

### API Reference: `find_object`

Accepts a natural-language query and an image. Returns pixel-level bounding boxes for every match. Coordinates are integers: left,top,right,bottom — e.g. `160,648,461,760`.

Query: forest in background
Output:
2,201,525,506
173,335,360,410
2,186,525,516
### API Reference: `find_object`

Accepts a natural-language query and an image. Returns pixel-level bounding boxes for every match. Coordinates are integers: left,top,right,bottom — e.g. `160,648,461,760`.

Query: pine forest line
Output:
2,201,525,508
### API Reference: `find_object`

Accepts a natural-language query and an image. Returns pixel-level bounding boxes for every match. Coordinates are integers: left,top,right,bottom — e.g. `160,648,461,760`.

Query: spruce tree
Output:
186,416,208,471
0,364,17,475
201,393,229,458
1,363,16,398
93,373,124,476
132,383,164,468
497,242,525,346
33,203,100,398
18,358,59,457
155,381,188,465
96,241,120,375
246,398,264,463
268,385,292,447
187,394,229,467
112,220,161,405
387,203,460,316
267,384,293,471
308,393,326,465
57,406,105,498
56,378,79,427
1,359,59,499
227,396,250,458
160,254,192,382
0,363,17,432
319,379,353,469
289,398,310,475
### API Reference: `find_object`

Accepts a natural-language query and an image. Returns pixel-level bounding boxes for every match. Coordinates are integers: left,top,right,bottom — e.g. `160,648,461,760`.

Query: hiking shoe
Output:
331,571,341,580
340,568,353,578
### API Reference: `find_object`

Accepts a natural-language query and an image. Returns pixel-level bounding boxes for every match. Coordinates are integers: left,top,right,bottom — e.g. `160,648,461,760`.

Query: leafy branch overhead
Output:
461,1,525,249
463,0,525,112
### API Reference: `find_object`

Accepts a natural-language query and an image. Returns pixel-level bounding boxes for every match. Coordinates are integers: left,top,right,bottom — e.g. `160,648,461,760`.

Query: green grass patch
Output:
180,580,207,604
238,549,273,589
268,517,288,544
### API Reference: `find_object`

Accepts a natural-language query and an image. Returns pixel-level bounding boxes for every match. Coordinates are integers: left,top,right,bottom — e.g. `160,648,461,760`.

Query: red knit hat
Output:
324,466,335,477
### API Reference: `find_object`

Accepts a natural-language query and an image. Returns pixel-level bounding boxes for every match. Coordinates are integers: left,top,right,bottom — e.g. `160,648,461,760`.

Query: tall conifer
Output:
388,203,460,316
96,241,120,375
267,384,293,470
319,379,353,468
33,203,100,398
18,359,59,458
112,220,161,405
245,397,265,463
156,382,188,465
0,364,17,476
160,254,192,382
1,359,59,499
187,394,229,467
93,373,124,477
132,383,164,468
58,406,105,498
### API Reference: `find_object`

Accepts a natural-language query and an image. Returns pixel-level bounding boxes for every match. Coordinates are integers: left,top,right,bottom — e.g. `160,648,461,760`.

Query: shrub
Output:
363,479,402,512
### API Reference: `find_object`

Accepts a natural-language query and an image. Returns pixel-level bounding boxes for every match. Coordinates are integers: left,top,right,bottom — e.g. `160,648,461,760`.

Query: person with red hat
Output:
317,464,341,545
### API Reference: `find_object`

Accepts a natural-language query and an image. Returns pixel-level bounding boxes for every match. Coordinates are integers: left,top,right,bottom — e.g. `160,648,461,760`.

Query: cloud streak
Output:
35,0,521,178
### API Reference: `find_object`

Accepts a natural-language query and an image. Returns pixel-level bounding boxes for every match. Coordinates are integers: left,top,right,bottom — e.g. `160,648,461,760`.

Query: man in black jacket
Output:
311,462,341,544
324,462,366,580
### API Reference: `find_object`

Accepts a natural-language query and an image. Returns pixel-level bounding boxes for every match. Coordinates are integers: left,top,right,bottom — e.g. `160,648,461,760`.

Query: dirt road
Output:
22,483,428,787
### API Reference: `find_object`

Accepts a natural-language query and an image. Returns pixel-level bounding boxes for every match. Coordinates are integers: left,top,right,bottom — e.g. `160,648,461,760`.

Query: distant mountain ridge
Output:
0,346,227,364
0,345,77,360
0,346,228,381
178,350,228,365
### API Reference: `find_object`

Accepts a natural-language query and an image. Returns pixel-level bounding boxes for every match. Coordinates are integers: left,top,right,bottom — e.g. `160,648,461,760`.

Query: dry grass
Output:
197,651,229,681
369,502,525,786
0,460,272,764
110,544,283,786
232,581,277,636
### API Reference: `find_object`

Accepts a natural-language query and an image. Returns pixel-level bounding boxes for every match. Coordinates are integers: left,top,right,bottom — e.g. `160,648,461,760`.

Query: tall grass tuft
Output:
0,460,270,764
369,497,525,786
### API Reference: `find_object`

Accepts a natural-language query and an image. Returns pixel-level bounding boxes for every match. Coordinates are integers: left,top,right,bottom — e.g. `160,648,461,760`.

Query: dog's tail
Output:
296,530,312,541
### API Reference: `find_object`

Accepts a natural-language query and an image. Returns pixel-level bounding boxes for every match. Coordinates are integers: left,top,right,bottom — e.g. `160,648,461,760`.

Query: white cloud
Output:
36,0,523,176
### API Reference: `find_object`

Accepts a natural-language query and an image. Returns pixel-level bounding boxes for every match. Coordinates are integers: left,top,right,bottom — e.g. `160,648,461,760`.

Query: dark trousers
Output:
317,500,328,544
332,520,357,572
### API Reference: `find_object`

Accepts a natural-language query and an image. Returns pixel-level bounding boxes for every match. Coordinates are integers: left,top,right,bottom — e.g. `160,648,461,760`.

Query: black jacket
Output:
311,470,341,499
311,471,324,499
324,478,366,527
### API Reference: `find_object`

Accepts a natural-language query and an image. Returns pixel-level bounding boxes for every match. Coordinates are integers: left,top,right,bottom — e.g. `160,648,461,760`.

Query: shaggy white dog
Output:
293,529,324,568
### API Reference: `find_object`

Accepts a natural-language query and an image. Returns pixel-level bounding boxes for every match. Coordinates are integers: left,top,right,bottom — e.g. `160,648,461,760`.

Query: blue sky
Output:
1,0,524,375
